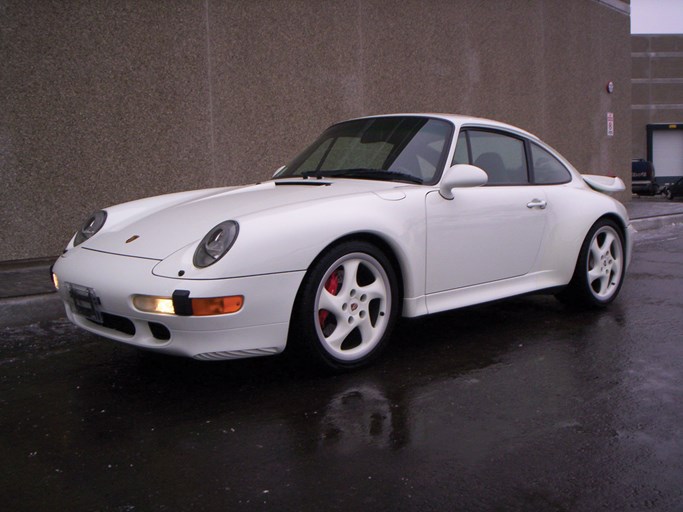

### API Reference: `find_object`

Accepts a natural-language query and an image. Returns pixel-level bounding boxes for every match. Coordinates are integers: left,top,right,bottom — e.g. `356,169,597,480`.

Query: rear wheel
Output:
557,218,625,308
290,241,398,371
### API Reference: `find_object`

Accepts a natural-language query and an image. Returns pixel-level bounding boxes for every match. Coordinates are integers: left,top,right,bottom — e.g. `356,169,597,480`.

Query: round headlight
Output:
193,220,239,268
74,210,107,246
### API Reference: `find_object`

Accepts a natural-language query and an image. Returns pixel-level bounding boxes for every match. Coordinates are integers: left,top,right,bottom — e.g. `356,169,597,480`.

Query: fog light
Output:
52,272,60,290
133,295,175,315
191,296,244,316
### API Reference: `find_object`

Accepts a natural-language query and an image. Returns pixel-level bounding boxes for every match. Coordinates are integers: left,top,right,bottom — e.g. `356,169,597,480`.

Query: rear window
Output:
530,143,572,184
632,160,654,180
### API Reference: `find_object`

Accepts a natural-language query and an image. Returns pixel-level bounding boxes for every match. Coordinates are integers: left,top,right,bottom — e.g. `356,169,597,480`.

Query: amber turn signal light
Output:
190,296,244,316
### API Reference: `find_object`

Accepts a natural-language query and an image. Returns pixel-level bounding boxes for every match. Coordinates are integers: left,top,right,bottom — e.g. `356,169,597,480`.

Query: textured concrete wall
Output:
1,0,632,262
631,35,683,160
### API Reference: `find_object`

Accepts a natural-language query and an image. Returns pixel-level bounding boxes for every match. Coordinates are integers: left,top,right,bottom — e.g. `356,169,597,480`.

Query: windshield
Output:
279,116,453,185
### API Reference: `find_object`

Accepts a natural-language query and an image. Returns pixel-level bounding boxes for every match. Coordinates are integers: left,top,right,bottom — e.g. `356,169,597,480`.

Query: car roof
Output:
351,113,539,142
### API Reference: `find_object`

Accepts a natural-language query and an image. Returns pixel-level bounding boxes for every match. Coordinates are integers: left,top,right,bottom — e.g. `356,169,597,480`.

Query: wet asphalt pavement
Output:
2,225,683,512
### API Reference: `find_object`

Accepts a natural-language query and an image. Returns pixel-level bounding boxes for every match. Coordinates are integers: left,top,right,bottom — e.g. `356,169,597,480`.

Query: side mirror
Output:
272,165,286,178
439,164,488,199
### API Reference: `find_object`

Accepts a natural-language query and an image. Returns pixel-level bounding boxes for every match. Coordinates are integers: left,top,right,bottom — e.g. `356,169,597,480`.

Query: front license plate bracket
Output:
68,284,103,323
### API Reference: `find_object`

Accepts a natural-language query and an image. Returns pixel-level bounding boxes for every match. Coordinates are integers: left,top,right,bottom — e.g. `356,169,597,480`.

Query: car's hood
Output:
82,179,412,260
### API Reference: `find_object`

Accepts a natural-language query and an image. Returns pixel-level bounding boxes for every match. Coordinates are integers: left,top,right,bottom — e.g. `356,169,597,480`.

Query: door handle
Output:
527,199,547,209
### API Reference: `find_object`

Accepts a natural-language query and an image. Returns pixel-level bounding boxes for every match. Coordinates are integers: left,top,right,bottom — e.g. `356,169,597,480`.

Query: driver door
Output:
425,129,548,297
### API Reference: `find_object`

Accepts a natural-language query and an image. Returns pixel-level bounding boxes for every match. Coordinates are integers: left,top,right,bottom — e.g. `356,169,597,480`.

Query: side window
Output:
530,143,572,184
452,131,470,165
468,131,529,185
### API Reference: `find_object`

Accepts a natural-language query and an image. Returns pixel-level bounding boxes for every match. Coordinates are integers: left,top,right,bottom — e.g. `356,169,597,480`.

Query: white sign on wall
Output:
607,112,614,137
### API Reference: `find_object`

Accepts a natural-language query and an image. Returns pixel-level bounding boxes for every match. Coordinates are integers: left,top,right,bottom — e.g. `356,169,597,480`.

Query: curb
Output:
0,293,65,328
631,213,683,232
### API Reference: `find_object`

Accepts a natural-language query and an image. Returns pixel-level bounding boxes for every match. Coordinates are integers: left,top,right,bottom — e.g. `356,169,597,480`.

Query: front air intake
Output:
148,322,170,341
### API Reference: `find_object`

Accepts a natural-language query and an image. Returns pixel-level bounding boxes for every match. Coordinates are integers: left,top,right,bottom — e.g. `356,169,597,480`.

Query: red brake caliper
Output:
319,270,341,330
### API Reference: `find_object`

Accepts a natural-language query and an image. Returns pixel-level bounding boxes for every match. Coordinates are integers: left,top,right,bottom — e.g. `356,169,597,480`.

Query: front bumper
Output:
52,248,305,360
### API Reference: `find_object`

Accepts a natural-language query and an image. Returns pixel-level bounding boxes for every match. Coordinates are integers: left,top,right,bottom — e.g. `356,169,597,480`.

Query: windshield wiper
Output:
302,168,423,184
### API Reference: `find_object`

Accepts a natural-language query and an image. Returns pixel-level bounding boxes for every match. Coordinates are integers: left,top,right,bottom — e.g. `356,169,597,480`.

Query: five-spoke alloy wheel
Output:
558,218,626,307
291,241,398,371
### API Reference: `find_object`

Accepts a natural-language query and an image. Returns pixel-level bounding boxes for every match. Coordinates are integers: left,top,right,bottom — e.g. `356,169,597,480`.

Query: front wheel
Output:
290,241,399,371
557,218,626,308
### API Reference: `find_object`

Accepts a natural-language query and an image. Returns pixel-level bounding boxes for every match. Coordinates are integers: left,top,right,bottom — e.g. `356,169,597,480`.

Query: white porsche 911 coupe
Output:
52,114,633,370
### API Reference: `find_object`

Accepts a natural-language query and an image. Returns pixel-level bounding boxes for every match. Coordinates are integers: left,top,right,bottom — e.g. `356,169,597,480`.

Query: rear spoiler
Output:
582,174,625,193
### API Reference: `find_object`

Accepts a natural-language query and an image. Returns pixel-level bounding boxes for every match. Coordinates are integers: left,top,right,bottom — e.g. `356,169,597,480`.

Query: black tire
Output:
556,218,626,308
288,240,399,371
